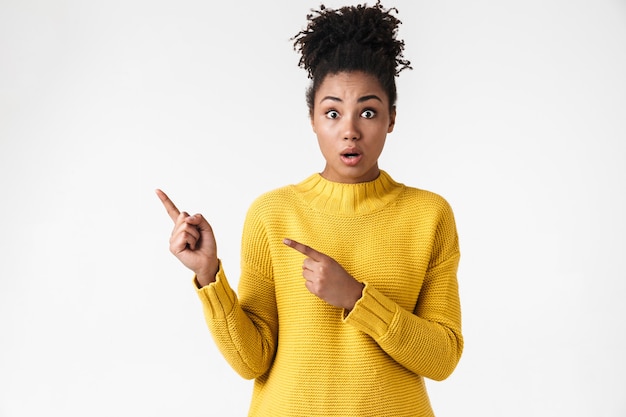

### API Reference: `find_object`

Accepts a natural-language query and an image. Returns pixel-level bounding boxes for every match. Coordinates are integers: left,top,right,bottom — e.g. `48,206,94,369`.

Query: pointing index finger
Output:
283,238,321,261
155,189,181,223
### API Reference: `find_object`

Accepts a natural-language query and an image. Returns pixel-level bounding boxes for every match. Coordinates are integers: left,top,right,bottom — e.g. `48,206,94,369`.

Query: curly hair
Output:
292,1,412,114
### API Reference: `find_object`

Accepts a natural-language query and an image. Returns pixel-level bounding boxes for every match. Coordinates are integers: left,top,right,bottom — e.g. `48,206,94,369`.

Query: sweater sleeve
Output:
195,262,278,379
344,199,463,381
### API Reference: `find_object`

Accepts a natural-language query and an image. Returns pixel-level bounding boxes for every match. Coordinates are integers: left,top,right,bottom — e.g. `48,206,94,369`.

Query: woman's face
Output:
310,71,396,184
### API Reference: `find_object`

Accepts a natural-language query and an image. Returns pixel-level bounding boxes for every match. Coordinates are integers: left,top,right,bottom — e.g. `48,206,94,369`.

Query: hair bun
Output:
293,1,412,78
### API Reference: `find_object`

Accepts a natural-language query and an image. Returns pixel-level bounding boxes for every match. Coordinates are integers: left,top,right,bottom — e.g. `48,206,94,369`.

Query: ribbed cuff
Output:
344,282,397,339
194,260,237,319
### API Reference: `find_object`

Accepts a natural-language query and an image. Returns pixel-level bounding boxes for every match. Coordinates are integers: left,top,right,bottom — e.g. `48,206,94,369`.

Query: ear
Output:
310,111,317,133
387,106,397,133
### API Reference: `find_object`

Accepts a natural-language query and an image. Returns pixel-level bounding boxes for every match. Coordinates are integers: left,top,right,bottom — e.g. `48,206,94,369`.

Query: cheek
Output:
313,120,333,140
311,115,331,135
316,134,332,151
316,133,337,157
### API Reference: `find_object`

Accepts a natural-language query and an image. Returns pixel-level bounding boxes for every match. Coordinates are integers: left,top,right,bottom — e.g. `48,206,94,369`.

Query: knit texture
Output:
196,171,463,417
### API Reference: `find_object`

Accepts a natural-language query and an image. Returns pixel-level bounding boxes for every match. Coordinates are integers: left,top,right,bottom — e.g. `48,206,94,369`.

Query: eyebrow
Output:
319,94,383,104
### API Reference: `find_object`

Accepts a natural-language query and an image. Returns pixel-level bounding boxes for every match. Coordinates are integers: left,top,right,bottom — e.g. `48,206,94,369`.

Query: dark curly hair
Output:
292,1,412,115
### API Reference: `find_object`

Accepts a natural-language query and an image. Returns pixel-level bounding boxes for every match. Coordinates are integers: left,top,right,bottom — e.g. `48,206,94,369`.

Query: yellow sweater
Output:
196,171,463,417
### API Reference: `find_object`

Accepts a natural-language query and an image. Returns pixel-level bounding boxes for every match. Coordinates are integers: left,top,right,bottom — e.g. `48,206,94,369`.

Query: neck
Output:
319,165,381,184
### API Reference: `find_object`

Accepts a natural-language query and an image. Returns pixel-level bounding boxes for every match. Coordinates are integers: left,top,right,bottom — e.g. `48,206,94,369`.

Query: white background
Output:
1,0,625,416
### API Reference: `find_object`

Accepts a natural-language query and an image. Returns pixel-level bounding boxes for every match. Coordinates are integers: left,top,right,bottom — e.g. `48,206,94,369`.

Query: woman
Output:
157,2,463,415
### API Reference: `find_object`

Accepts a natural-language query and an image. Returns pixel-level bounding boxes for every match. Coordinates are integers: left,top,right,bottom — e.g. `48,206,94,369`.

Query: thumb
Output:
186,214,212,231
185,213,213,237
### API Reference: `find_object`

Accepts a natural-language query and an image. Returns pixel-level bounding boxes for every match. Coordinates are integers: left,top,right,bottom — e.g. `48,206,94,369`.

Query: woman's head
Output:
293,1,412,116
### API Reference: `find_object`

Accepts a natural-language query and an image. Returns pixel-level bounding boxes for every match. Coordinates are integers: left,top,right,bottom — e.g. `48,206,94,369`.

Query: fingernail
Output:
283,238,291,245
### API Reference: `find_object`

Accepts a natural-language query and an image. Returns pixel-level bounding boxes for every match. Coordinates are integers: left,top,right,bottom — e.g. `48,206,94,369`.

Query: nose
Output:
342,115,360,141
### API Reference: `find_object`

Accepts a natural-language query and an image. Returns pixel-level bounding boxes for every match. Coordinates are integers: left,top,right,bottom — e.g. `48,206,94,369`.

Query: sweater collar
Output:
292,170,405,215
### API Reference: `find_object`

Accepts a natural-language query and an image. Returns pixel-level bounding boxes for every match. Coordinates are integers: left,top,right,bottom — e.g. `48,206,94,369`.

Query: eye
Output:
361,109,376,119
325,110,340,119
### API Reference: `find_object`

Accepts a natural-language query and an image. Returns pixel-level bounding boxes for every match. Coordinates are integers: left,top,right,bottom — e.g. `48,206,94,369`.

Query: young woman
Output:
157,2,463,416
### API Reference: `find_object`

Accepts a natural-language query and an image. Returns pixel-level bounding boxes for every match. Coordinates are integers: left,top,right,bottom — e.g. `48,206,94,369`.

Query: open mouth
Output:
340,151,362,166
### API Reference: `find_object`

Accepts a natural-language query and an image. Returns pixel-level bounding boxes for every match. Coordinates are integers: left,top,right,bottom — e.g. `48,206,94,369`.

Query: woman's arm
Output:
345,201,463,381
195,262,278,380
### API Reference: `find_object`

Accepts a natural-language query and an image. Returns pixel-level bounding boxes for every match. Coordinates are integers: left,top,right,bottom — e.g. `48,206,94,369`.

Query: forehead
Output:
315,71,388,102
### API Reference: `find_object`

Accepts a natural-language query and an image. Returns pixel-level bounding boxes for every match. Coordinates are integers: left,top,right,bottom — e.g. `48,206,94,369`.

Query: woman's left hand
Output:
283,238,364,311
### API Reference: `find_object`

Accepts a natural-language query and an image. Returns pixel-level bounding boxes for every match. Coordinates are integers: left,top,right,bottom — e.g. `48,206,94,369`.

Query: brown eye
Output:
361,109,376,119
325,110,340,119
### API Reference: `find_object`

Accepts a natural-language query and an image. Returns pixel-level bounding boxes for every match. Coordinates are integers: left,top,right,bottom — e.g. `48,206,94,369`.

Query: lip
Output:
340,147,362,166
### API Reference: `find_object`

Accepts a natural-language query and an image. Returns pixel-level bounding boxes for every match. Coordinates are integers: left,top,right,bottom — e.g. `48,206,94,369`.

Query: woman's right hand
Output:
155,189,219,286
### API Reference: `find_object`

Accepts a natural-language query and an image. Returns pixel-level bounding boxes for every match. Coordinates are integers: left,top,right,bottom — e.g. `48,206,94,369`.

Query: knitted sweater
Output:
195,170,463,417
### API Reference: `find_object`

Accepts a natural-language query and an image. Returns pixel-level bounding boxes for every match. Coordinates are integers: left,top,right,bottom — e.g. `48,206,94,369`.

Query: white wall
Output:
1,1,625,416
